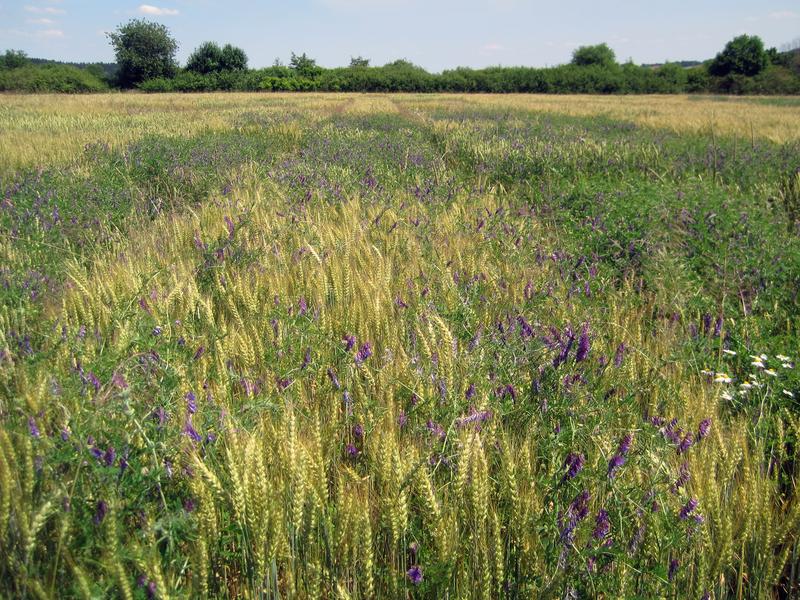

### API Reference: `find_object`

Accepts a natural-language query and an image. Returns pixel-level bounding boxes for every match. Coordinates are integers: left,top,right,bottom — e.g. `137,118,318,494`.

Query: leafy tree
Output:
1,49,29,70
708,35,768,77
186,41,223,74
571,43,616,68
220,44,247,71
349,56,370,68
107,19,178,87
289,52,322,78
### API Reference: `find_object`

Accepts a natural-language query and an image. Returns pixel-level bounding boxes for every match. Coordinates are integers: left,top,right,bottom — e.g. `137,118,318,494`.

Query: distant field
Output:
0,93,798,598
2,93,800,175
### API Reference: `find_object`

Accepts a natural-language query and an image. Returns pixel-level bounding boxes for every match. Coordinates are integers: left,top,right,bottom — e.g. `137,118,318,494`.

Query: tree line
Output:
2,19,799,94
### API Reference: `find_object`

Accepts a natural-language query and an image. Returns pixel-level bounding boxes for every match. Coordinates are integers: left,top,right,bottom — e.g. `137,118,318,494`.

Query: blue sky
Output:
1,1,798,71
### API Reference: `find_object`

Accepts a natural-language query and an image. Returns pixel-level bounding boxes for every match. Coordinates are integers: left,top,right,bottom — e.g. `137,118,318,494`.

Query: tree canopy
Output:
571,43,617,68
107,19,178,87
187,42,248,74
709,34,769,77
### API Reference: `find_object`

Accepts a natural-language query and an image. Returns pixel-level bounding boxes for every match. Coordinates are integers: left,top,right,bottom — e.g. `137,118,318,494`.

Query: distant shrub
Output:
186,42,248,75
0,64,108,93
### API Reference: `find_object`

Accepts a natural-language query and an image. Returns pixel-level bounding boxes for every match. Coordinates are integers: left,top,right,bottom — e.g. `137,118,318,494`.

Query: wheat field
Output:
0,93,798,598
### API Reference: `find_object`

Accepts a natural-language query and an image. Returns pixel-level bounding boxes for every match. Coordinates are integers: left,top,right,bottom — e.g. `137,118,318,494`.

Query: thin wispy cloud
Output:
37,28,64,38
768,10,799,19
24,5,66,14
26,17,57,25
482,43,504,51
137,4,180,16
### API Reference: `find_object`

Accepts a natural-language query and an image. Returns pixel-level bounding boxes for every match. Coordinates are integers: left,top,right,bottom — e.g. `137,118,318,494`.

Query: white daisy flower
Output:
751,360,765,369
783,390,795,398
723,349,737,356
714,373,732,384
700,368,714,376
776,354,790,362
782,363,793,369
721,391,734,401
764,369,778,377
740,382,752,390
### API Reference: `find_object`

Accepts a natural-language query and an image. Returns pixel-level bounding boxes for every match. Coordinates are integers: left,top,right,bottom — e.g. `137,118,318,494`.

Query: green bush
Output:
0,64,108,93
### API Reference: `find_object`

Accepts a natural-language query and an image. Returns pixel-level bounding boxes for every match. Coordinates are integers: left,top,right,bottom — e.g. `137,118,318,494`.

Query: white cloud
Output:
37,28,64,38
24,5,65,13
137,4,180,15
26,17,56,24
482,43,504,51
769,10,799,19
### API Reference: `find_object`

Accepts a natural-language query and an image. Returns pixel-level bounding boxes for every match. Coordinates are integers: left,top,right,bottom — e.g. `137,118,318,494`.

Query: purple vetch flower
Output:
456,408,493,428
353,424,364,440
398,410,408,428
224,215,235,239
60,428,70,442
183,420,202,443
607,453,626,479
562,452,585,482
298,297,308,316
559,489,591,544
94,500,108,525
343,390,353,416
465,383,476,400
628,523,646,555
679,498,699,520
553,328,575,368
613,343,626,368
407,565,423,585
677,434,694,454
343,334,356,352
617,434,633,456
517,316,534,340
575,323,591,362
592,509,611,542
152,326,162,336
87,372,101,393
327,368,341,390
186,391,197,415
345,443,359,458
426,420,446,440
193,346,205,360
103,446,116,467
28,417,41,439
672,462,691,492
355,342,373,365
697,418,711,440
668,558,679,582
713,315,723,337
301,347,312,369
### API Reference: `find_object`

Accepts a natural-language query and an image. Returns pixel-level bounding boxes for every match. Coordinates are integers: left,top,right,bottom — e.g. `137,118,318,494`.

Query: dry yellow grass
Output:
1,92,799,175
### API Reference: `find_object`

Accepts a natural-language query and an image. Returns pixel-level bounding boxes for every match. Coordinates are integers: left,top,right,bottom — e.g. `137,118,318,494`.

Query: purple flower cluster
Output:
559,489,591,544
592,508,611,543
607,433,632,479
562,452,585,482
355,342,373,365
679,498,698,520
407,564,423,585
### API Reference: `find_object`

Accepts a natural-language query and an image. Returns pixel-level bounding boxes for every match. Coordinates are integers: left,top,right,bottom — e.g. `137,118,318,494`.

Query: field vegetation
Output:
0,93,798,598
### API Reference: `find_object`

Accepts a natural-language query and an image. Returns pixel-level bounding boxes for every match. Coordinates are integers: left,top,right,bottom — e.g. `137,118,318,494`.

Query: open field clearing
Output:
0,93,799,598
